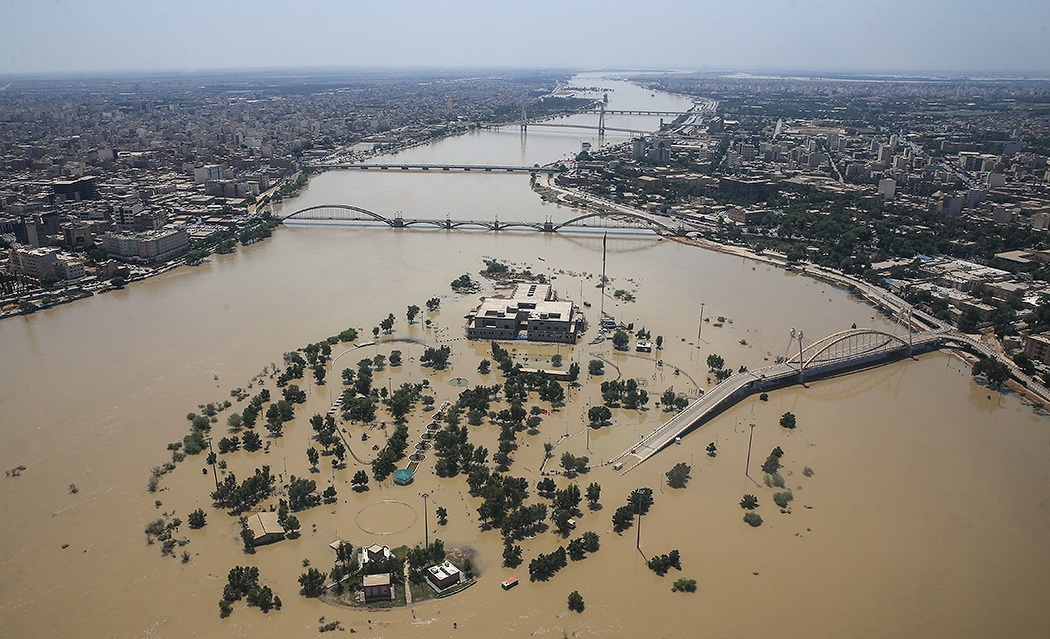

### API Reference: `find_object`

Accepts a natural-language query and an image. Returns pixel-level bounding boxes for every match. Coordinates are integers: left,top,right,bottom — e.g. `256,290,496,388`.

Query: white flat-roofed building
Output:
102,228,189,264
425,560,464,593
466,282,582,344
11,246,60,279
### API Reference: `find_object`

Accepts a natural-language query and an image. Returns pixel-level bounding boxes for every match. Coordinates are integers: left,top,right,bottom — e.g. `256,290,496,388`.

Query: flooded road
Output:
1,75,1048,638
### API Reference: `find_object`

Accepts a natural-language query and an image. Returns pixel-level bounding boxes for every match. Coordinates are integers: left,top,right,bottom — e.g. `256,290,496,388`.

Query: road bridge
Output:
279,204,689,235
521,122,646,135
608,326,1039,471
581,109,691,116
309,162,565,173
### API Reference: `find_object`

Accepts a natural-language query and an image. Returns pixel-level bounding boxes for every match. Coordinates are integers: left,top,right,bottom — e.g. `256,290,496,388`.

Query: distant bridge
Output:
280,204,687,235
520,122,646,135
309,163,565,173
581,109,691,116
609,326,1028,471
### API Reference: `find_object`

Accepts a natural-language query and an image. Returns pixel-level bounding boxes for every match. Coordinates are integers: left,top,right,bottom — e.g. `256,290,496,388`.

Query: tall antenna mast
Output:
599,232,608,317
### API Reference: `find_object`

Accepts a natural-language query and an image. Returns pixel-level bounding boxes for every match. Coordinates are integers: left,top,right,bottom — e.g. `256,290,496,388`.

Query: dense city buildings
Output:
0,69,587,313
545,72,1050,378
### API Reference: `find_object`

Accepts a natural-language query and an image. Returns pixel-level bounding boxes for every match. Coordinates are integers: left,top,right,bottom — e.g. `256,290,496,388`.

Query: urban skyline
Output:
2,0,1049,76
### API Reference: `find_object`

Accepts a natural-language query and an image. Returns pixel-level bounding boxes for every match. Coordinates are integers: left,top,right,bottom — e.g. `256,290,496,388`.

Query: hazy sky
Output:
2,0,1048,75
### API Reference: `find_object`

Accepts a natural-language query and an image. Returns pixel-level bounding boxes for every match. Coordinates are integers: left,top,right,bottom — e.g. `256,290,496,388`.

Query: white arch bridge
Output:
610,326,982,470
279,204,689,235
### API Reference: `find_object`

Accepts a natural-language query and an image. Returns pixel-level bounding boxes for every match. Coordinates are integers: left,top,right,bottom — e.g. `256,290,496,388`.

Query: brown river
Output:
1,75,1049,638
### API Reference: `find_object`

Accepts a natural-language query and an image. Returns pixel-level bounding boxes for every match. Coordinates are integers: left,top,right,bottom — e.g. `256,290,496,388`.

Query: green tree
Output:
552,508,574,537
322,485,338,504
502,541,523,567
612,505,635,532
588,359,604,376
672,578,697,592
743,512,763,527
379,313,395,333
706,353,725,370
560,451,577,474
567,361,580,383
239,517,255,552
588,405,612,424
585,482,601,506
740,494,759,510
551,354,563,367
188,508,207,529
242,430,262,452
567,590,585,612
535,477,556,496
407,305,420,323
352,469,369,491
307,447,319,471
298,568,327,597
779,412,797,429
628,487,654,514
567,537,586,561
435,506,448,524
972,356,1010,388
612,330,630,351
665,462,691,488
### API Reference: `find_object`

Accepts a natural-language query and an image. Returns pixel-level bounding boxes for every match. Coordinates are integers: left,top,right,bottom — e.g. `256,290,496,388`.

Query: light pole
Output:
635,489,643,552
421,493,430,550
745,423,756,477
697,302,705,342
206,437,219,491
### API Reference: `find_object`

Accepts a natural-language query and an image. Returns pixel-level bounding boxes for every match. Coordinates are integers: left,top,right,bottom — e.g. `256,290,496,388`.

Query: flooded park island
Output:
2,71,1050,639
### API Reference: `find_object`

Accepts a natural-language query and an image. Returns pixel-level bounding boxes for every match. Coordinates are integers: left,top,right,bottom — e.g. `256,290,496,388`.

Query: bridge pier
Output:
542,221,555,233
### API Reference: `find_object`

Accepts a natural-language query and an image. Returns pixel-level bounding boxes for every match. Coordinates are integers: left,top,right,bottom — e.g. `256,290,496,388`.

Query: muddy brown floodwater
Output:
1,227,1049,639
2,74,1049,638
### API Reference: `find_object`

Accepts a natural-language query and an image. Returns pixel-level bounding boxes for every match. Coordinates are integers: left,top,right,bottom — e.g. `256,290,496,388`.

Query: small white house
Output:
425,560,465,593
359,543,393,566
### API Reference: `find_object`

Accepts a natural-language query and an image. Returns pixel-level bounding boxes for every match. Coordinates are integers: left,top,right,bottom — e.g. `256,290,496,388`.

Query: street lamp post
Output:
207,436,219,491
421,493,430,550
635,489,643,552
745,423,756,477
697,302,705,341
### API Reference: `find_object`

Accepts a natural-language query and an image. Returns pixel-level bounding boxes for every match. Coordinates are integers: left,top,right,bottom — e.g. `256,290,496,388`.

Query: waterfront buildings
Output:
102,228,189,264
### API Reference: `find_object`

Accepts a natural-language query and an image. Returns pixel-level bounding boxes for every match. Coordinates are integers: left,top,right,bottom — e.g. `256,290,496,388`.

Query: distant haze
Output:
2,0,1048,76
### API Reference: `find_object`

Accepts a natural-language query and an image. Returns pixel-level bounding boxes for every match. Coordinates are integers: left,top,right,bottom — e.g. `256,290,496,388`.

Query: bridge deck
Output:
310,163,562,172
611,332,951,471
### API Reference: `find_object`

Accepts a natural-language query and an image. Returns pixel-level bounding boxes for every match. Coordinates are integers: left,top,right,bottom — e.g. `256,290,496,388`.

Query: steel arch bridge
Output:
787,328,911,370
280,204,686,235
552,211,678,234
282,204,394,225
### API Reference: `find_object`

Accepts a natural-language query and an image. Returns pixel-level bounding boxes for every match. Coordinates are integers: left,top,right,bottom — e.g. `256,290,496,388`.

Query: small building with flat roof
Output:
246,512,285,546
425,560,465,593
359,543,394,566
362,573,394,602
